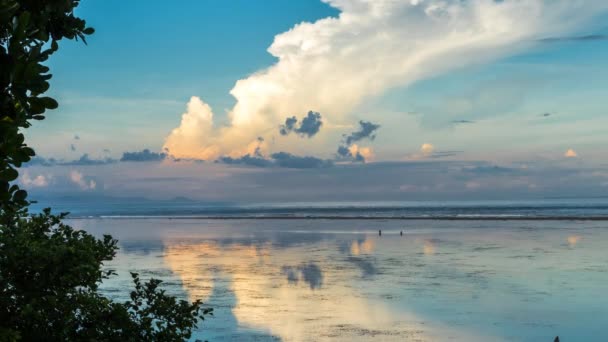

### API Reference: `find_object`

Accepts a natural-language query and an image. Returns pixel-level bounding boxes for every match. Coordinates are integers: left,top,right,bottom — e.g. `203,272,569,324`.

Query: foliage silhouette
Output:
0,1,212,340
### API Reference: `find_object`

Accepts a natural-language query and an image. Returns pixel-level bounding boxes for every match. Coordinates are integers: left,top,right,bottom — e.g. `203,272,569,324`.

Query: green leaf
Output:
0,167,19,181
13,189,28,202
39,97,58,109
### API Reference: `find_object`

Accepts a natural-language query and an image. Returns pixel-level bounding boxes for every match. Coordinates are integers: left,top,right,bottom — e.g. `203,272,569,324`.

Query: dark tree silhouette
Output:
0,1,211,340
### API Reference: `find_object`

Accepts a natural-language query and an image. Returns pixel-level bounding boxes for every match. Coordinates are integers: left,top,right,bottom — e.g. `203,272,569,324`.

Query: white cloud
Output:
70,170,97,190
404,142,435,160
564,149,578,158
163,0,606,160
421,143,435,156
20,171,50,188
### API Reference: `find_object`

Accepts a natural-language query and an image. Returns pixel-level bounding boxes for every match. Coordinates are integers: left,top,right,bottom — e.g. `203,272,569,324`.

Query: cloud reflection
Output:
567,235,582,247
282,263,324,289
161,236,441,341
423,240,436,255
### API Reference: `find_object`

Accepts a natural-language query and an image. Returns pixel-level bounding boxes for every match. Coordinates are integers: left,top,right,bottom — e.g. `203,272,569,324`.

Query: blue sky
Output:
22,0,608,202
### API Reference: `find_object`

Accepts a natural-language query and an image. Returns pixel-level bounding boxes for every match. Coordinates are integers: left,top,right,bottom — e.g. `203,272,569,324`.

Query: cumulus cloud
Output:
420,143,435,156
565,149,578,158
343,121,380,145
336,120,380,162
70,170,97,190
121,149,167,162
20,171,50,188
163,96,218,160
163,0,607,159
279,111,323,138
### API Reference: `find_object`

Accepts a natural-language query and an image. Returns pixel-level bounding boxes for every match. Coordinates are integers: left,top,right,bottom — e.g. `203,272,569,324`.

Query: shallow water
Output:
73,219,608,341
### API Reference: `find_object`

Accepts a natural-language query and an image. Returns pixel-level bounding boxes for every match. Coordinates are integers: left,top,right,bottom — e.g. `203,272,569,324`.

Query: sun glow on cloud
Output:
163,0,608,161
565,148,578,158
421,143,435,156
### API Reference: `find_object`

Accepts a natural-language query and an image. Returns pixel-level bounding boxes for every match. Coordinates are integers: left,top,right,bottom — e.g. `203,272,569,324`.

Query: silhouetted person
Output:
400,230,403,236
379,229,382,236
554,337,559,342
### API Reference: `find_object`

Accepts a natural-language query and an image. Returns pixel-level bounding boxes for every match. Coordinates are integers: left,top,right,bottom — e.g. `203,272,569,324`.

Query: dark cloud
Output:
539,34,608,43
451,120,475,124
73,135,80,140
281,263,323,289
430,151,464,159
336,146,350,158
270,152,333,169
344,120,380,145
63,154,116,166
217,151,333,169
541,113,552,117
280,116,298,136
334,120,381,163
336,147,365,163
26,154,116,167
334,120,380,163
27,156,59,167
253,137,264,157
217,154,273,168
279,111,323,138
121,149,167,162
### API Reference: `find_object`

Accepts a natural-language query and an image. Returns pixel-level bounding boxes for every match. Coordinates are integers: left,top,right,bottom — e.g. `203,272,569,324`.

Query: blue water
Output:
32,197,608,218
72,217,608,341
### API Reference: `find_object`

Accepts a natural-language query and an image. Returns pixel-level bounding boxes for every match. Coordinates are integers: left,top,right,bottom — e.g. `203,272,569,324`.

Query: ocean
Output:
62,199,608,341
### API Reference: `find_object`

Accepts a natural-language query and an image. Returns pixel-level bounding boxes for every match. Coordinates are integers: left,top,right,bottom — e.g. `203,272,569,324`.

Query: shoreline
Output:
69,215,608,221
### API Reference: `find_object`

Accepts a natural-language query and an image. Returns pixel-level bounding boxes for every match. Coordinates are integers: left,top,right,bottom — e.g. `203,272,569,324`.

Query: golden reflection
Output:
162,238,486,341
163,241,272,302
423,240,435,255
162,240,427,341
350,237,375,255
567,235,581,247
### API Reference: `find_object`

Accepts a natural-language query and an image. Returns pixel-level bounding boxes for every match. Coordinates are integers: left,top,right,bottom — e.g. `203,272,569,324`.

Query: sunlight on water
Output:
72,219,608,341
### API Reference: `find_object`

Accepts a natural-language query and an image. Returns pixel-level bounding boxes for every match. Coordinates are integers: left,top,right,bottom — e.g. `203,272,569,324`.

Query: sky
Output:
21,0,608,203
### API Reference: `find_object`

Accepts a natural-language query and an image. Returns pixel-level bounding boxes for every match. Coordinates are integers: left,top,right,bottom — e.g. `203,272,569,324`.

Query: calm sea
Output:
60,199,608,341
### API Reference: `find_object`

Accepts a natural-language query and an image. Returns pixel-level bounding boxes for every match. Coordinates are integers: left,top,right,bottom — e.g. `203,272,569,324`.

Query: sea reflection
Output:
567,235,581,247
74,219,608,341
161,235,440,341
